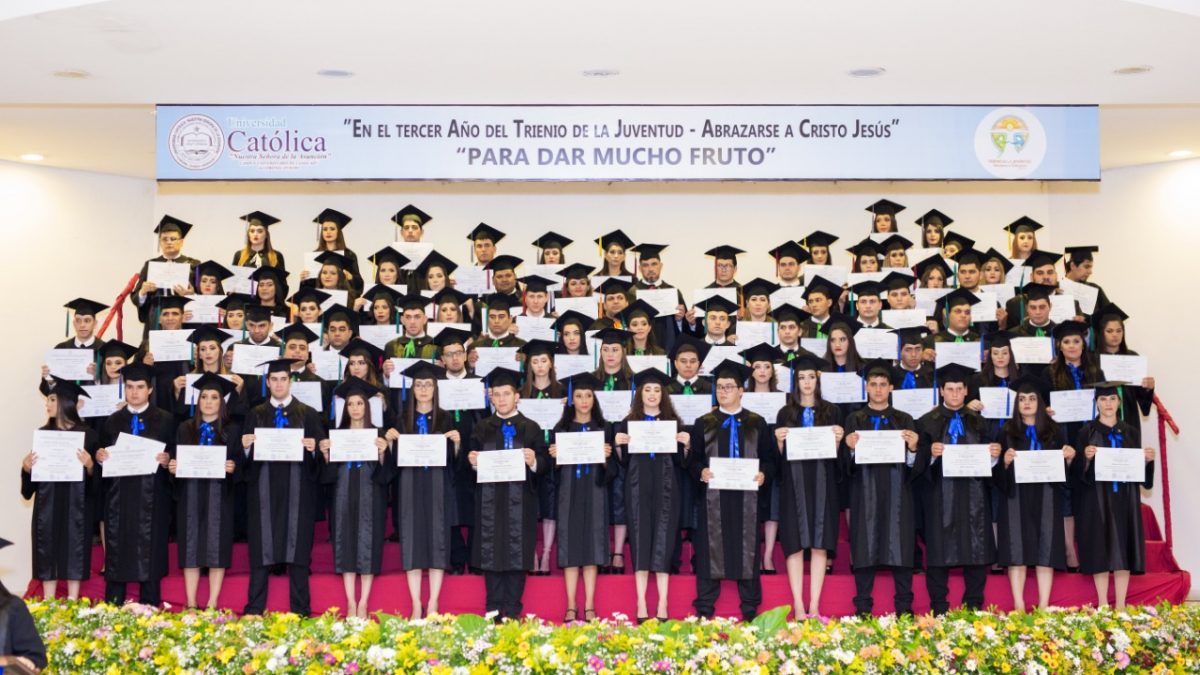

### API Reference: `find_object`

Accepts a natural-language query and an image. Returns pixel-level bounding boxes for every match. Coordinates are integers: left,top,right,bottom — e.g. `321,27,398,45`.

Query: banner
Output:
156,104,1099,182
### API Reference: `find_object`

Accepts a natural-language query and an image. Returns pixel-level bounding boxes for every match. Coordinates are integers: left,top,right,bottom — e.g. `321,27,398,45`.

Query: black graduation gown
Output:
395,412,457,571
230,249,287,271
689,409,778,580
1100,349,1155,421
100,406,176,583
172,421,242,569
633,279,685,356
0,598,48,671
553,420,618,568
992,424,1069,569
22,426,98,581
669,378,713,396
841,406,917,569
244,398,326,567
775,402,843,555
913,406,996,567
442,400,482,529
465,413,548,572
323,427,394,574
137,338,193,415
131,255,200,340
1072,420,1153,574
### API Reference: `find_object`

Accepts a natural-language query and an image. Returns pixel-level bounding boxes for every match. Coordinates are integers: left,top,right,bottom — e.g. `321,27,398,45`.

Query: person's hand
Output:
174,375,187,394
755,471,765,486
523,448,536,468
468,351,480,367
40,365,51,380
225,460,236,474
382,360,395,377
168,459,178,475
921,347,936,363
685,307,697,324
967,400,984,412
902,430,919,450
223,351,235,371
1004,448,1016,467
77,449,93,471
183,310,194,322
86,362,96,376
675,432,690,449
700,468,713,483
1145,447,1156,463
374,437,388,451
468,450,479,467
156,452,170,467
510,323,521,336
615,432,631,446
241,434,255,450
833,425,845,443
989,443,1002,459
1062,445,1076,461
384,428,400,442
845,432,859,449
96,448,110,463
995,307,1008,326
445,430,461,446
173,284,192,296
307,361,318,374
548,444,558,458
298,269,311,281
674,304,686,321
230,374,244,392
603,443,613,458
318,439,331,452
302,438,316,453
140,281,158,296
21,452,34,473
774,427,789,448
143,352,156,366
353,297,368,311
1142,376,1155,390
930,442,944,458
1084,445,1097,460
1045,407,1056,418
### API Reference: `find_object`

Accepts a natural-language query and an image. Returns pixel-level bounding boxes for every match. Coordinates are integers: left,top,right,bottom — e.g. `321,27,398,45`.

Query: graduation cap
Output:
249,265,289,293
624,298,659,321
396,293,430,312
630,366,674,390
119,362,156,383
952,247,986,268
1092,380,1127,396
532,231,573,251
786,353,829,372
240,211,280,228
64,298,109,317
983,248,1015,272
217,293,255,312
850,279,887,298
1092,303,1129,329
593,326,632,345
1022,249,1062,269
880,234,914,253
431,287,471,308
314,250,352,271
597,277,634,297
986,330,1016,350
480,293,521,313
413,249,456,278
391,204,432,227
825,313,863,335
772,303,812,325
914,209,954,228
432,327,473,349
243,303,274,323
695,293,738,315
484,254,524,273
740,343,784,364
1009,373,1050,400
800,230,839,250
631,242,667,260
881,271,917,292
861,358,896,381
891,326,930,347
466,222,505,243
314,208,352,229
369,246,411,270
802,276,842,301
276,322,320,344
47,376,90,402
595,229,635,251
1020,282,1057,303
485,365,522,389
338,338,382,367
941,231,976,252
1052,320,1089,341
934,363,975,385
157,294,190,312
866,198,906,217
195,260,234,282
558,262,596,280
560,371,603,391
192,372,238,398
400,360,446,382
0,537,12,550
519,339,558,359
710,359,752,384
742,277,781,299
942,288,982,309
154,215,194,238
705,245,745,261
333,375,384,401
259,357,302,374
289,287,331,308
669,334,712,362
99,340,138,361
1003,216,1044,234
360,284,402,306
768,240,810,263
323,303,359,327
553,310,593,332
846,238,882,259
186,324,230,346
1064,245,1099,265
518,274,558,294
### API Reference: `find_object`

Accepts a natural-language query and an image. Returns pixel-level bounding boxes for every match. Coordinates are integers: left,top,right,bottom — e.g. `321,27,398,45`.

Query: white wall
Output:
2,158,1196,597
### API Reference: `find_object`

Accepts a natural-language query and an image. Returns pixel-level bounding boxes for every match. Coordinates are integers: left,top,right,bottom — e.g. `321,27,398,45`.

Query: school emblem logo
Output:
168,114,224,170
974,107,1047,179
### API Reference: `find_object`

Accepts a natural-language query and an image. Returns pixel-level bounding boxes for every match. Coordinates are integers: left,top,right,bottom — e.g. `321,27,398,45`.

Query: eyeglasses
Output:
715,384,739,392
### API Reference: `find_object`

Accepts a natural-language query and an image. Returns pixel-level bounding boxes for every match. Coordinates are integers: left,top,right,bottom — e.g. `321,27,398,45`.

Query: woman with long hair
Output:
520,340,566,575
595,230,634,278
533,231,572,265
625,300,666,356
306,208,364,294
232,211,285,270
867,199,904,234
1092,303,1156,422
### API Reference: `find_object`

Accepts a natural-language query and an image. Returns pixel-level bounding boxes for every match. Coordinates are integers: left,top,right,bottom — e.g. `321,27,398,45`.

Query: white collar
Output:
779,279,802,287
127,402,150,414
75,336,96,348
704,336,726,345
718,407,744,416
495,409,520,420
445,370,468,380
270,396,293,408
486,331,511,341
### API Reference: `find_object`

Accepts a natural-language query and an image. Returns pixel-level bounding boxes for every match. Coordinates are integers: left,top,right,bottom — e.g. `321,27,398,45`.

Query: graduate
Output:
430,328,481,573
432,287,471,325
912,363,1000,614
893,327,935,388
593,277,633,330
592,327,634,392
881,234,914,269
0,537,48,671
1005,215,1042,262
187,261,235,315
412,250,456,295
132,215,199,341
704,245,745,302
932,288,982,342
668,334,713,395
850,280,888,328
168,373,241,609
625,299,667,356
632,243,686,355
558,262,597,300
1072,383,1155,609
1092,303,1155,419
840,359,920,616
915,254,952,289
469,293,526,359
548,372,618,622
241,358,327,616
22,378,97,600
967,331,1021,428
393,363,461,617
613,367,692,622
916,209,952,249
182,325,246,417
799,277,841,338
359,284,401,326
741,277,779,325
304,250,360,311
519,340,565,576
743,343,784,395
137,294,193,412
689,294,738,345
1009,282,1058,339
516,274,556,320
596,229,635,277
554,310,591,357
941,231,976,262
994,374,1075,612
1004,250,1083,327
768,240,809,288
96,362,175,606
823,316,865,377
308,208,363,294
981,248,1014,285
689,359,776,621
232,211,285,270
367,245,411,294
868,198,905,233
847,238,883,274
772,304,813,361
467,222,505,267
485,254,524,299
774,354,843,618
532,230,572,264
383,294,438,362
319,377,396,619
464,367,548,621
883,270,918,312
1062,245,1111,318
392,204,432,243
800,230,839,266
248,266,291,321
320,304,359,353
38,298,108,391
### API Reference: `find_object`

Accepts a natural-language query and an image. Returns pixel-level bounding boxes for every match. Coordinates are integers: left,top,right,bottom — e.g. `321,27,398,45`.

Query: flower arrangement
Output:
28,600,1200,673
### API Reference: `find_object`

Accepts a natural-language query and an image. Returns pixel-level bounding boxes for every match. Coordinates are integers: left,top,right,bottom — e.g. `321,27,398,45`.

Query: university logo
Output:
168,114,224,170
974,107,1047,179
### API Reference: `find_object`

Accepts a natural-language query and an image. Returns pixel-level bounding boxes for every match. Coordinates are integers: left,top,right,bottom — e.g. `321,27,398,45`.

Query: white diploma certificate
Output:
594,390,634,423
552,295,599,319
148,329,194,362
437,378,487,411
854,328,899,360
1095,447,1146,483
104,432,164,477
669,394,714,426
185,294,224,324
626,354,669,374
1049,294,1078,324
514,315,557,342
1050,389,1096,423
329,429,379,463
1014,450,1066,483
735,321,776,347
941,444,993,478
785,426,837,461
853,430,906,464
969,292,999,323
820,372,866,404
977,387,1013,420
1100,355,1148,385
231,344,282,375
358,325,400,350
692,287,737,306
147,261,192,289
1010,337,1054,364
31,430,86,482
708,457,760,491
741,392,787,424
310,350,348,381
804,265,849,287
627,420,678,454
517,398,566,431
891,388,937,420
290,381,324,412
554,431,606,465
476,448,526,483
935,341,982,371
395,434,447,467
699,345,742,377
636,288,681,317
79,384,122,418
174,445,227,479
554,354,594,380
881,309,927,329
387,357,433,389
252,427,304,462
390,241,433,270
1057,278,1100,315
472,347,519,377
453,266,491,296
45,349,94,380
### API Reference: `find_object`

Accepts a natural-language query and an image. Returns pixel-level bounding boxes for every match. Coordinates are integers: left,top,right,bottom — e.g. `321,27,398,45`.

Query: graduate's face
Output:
900,343,923,369
873,213,895,232
639,257,661,281
943,243,961,259
923,269,946,288
865,375,892,405
492,269,516,293
714,258,736,284
746,295,770,319
858,256,880,272
1017,391,1040,418
247,319,271,342
1103,320,1124,350
1069,259,1093,281
604,244,626,269
529,354,551,378
425,266,447,290
525,291,548,314
347,355,369,379
715,377,742,408
73,313,96,339
981,260,1005,284
566,278,591,297
640,382,662,408
572,388,595,416
319,264,341,288
561,324,582,352
940,381,967,409
706,310,730,337
777,256,800,281
603,293,627,318
400,220,423,242
886,249,908,268
437,302,461,323
487,309,511,335
752,361,773,384
948,304,971,332
829,329,849,357
541,248,563,265
1059,334,1084,361
160,308,184,330
956,264,980,289
809,246,830,265
1096,393,1120,418
807,293,832,318
45,393,58,418
224,309,244,330
1031,265,1057,285
326,321,352,348
439,342,466,372
402,308,427,335
630,316,651,340
267,372,291,399
104,357,125,379
198,388,222,417
345,394,368,422
924,225,942,247
298,303,321,323
474,238,496,264
1026,299,1050,324
199,275,220,295
796,369,818,396
489,384,518,415
989,346,1012,369
247,224,266,246
674,351,700,379
413,378,436,404
778,321,800,344
197,340,221,366
372,299,392,324
887,289,912,309
600,342,624,370
377,263,399,285
125,379,151,407
321,221,339,244
284,339,309,361
257,279,276,302
158,230,183,257
1015,231,1036,253
855,295,881,319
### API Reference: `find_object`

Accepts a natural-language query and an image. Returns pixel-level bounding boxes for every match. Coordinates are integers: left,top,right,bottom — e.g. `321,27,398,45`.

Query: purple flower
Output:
588,654,605,671
345,663,360,674
654,660,672,671
1116,652,1131,669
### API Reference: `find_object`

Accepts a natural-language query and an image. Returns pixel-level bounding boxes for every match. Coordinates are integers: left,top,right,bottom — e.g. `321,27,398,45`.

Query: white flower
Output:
832,648,855,664
272,645,287,657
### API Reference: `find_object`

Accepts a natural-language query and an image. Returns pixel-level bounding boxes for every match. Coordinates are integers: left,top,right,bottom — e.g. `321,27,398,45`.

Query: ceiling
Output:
1,0,1198,179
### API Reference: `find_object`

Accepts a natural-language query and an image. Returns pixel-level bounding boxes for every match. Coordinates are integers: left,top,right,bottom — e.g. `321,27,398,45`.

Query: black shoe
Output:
386,531,400,542
468,566,482,575
1067,566,1080,573
636,615,649,625
759,567,776,576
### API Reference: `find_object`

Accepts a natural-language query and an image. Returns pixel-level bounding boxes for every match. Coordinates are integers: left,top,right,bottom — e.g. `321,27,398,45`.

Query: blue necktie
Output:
199,421,215,447
1025,425,1041,450
722,413,741,458
1107,428,1124,493
415,413,430,471
273,405,286,429
836,364,846,373
801,407,815,428
1067,363,1083,390
502,420,516,450
947,411,964,445
870,415,887,431
575,423,590,479
902,371,916,390
130,413,143,437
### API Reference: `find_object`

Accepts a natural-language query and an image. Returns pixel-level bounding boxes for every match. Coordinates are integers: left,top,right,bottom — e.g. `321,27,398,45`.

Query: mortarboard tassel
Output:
64,308,70,339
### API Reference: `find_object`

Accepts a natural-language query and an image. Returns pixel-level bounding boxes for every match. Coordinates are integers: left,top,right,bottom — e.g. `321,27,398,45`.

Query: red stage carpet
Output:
27,506,1189,619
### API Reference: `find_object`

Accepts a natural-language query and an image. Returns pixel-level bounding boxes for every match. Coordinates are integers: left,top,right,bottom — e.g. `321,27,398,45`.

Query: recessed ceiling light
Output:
317,69,354,78
20,153,45,161
582,69,620,78
1113,65,1153,76
848,67,886,78
1168,149,1194,158
52,69,91,79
